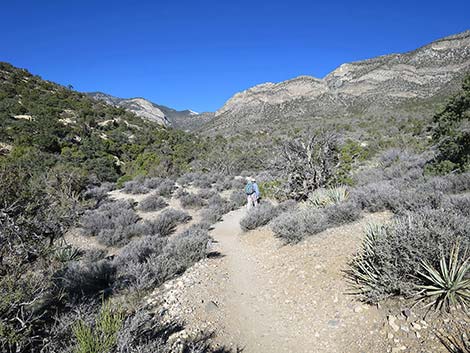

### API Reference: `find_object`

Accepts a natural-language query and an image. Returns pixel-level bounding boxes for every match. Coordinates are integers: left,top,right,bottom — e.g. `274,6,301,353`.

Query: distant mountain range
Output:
86,92,214,130
83,31,469,135
202,30,470,135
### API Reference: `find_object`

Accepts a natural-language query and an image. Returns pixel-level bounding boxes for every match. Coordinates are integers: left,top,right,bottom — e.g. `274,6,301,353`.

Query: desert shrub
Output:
423,172,470,194
55,260,116,301
113,236,167,290
97,222,147,246
80,200,139,236
44,301,100,353
276,199,298,213
72,301,123,353
214,176,233,192
116,308,226,353
350,207,470,303
115,227,209,291
138,194,168,212
323,201,361,226
123,179,149,195
143,177,164,189
116,310,171,352
162,227,211,269
231,177,247,190
230,190,247,208
80,200,142,246
141,208,192,238
199,207,225,225
445,194,470,217
83,182,115,204
350,181,400,212
179,193,206,209
176,172,197,186
207,194,233,213
175,188,189,199
271,202,361,243
116,236,167,266
270,209,307,243
154,179,175,197
192,173,214,188
240,202,278,232
197,188,213,199
82,249,108,263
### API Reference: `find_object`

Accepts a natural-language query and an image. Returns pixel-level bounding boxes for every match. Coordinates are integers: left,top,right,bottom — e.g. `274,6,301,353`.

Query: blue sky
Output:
1,0,469,112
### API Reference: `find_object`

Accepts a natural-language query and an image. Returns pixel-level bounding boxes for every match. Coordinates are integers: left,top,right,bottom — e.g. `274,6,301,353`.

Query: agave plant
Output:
416,242,470,312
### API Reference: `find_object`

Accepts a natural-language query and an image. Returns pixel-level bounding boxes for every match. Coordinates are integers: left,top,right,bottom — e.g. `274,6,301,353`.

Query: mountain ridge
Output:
87,92,213,130
206,30,470,135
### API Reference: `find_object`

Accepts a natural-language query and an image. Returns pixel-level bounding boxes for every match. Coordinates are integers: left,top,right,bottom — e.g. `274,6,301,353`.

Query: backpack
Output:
245,182,254,195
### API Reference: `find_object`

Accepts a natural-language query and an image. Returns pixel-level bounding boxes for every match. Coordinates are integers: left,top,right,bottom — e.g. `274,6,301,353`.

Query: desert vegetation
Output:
1,59,469,352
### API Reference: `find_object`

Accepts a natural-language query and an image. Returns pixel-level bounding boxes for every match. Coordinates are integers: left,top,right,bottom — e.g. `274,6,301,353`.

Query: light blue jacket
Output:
253,182,260,197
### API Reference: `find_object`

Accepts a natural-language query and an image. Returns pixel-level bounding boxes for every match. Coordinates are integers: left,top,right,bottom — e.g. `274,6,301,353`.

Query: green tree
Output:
430,75,470,172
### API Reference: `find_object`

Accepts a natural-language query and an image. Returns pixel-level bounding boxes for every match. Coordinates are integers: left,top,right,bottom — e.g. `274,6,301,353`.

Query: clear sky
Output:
1,0,469,112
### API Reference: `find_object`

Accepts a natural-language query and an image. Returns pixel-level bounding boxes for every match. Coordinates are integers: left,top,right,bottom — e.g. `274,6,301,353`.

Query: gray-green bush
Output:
138,194,168,212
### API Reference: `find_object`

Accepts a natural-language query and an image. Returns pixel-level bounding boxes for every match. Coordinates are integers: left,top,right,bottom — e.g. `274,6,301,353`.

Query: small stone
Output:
411,322,422,331
415,331,421,339
402,308,412,318
354,305,363,313
387,332,394,340
401,325,409,333
204,301,218,313
327,319,340,328
388,315,400,332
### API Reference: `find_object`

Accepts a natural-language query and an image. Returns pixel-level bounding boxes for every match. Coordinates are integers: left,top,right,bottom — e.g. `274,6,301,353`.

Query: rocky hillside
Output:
205,30,470,135
87,92,214,130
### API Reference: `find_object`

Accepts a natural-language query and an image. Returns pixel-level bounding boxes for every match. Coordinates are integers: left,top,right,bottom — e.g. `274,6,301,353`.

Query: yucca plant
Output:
438,324,470,353
348,223,388,302
326,186,349,204
53,242,81,262
308,186,348,207
416,242,470,312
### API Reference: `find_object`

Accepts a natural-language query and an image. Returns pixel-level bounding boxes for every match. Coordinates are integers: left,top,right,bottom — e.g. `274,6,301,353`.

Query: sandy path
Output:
153,208,409,352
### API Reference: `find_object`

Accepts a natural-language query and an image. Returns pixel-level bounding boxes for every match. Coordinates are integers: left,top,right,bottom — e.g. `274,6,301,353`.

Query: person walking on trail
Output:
245,178,260,209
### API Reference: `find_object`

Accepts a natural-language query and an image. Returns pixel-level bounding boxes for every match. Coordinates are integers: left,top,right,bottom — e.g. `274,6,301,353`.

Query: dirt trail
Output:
152,208,421,353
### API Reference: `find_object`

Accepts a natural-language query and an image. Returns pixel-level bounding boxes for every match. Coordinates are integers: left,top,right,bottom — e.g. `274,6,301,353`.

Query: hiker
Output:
245,178,260,209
